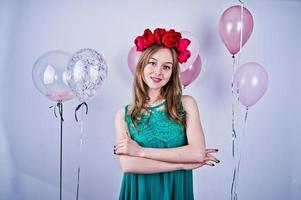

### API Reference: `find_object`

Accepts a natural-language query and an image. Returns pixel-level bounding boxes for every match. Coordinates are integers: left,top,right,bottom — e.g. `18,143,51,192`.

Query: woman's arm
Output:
118,155,213,174
115,108,199,174
115,96,208,163
117,155,183,174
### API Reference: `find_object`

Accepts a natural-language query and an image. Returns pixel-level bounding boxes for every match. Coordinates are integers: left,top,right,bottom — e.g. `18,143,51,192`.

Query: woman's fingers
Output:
204,148,220,163
115,146,127,155
204,153,220,163
115,133,131,147
204,160,216,166
114,142,124,150
204,156,220,164
115,139,129,147
203,151,220,163
204,154,217,160
114,140,129,152
205,148,219,154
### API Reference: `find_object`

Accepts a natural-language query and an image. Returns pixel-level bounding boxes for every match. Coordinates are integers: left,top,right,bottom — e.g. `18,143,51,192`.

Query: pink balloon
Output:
219,5,254,56
180,31,200,72
180,55,202,88
127,46,142,74
233,62,268,107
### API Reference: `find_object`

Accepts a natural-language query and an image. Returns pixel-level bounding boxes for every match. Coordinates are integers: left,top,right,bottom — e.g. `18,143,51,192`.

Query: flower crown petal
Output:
154,28,166,44
177,50,191,64
134,36,144,51
177,38,191,52
142,28,155,48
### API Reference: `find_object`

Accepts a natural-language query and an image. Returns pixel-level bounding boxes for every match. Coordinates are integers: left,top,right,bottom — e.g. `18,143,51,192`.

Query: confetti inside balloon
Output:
66,48,108,102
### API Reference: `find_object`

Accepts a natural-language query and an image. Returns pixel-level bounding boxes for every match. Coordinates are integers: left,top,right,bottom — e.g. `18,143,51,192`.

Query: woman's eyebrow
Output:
150,57,172,65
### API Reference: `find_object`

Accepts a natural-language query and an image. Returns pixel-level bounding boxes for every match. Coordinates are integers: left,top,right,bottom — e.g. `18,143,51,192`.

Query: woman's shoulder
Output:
182,95,197,105
115,104,132,119
181,95,198,112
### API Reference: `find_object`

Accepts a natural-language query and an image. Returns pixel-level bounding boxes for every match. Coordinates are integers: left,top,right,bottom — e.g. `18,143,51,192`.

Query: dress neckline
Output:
147,99,166,109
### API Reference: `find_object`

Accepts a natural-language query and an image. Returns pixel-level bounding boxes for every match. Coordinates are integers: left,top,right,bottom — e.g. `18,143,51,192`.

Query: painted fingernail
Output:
211,164,215,166
216,160,220,163
114,145,116,148
215,149,219,152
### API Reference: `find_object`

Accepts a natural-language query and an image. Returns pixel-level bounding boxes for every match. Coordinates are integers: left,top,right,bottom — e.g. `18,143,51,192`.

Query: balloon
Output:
233,62,268,107
127,46,142,74
180,55,202,88
32,50,74,102
219,5,254,56
66,48,108,102
179,31,200,72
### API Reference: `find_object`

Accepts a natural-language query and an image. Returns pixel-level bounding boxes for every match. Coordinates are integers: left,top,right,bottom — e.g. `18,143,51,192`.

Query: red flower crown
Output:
134,28,191,64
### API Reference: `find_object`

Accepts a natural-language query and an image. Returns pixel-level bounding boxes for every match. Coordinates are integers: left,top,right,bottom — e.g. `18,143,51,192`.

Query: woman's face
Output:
143,48,173,91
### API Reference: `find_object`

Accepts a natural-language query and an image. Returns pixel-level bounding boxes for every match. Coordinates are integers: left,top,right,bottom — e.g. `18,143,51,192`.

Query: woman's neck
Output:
148,89,163,105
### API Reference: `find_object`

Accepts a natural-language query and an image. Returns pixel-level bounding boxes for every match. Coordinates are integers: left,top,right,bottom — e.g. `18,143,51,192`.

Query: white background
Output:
0,0,300,199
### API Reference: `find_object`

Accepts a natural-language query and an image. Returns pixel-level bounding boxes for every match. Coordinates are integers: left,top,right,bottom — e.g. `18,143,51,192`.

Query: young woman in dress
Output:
114,28,219,200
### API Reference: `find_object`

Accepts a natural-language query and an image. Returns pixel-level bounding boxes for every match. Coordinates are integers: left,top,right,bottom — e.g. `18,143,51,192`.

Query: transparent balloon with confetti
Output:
66,48,108,103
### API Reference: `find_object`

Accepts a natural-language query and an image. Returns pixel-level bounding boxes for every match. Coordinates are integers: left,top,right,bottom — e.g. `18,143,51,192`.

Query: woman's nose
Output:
154,66,162,74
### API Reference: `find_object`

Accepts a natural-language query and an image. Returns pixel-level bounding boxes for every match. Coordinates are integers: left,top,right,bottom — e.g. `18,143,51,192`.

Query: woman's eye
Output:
163,65,171,70
149,61,156,66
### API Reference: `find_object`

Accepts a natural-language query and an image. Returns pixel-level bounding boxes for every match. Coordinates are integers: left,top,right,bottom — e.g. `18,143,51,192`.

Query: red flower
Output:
134,36,144,51
162,29,181,48
154,28,166,44
177,38,191,52
177,49,191,64
133,28,192,64
142,28,155,48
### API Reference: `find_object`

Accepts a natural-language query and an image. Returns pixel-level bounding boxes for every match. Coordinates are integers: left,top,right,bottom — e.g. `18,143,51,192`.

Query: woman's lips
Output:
150,76,162,83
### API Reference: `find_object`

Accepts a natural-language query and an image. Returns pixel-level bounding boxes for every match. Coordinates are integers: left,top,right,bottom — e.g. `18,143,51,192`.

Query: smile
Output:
150,76,162,83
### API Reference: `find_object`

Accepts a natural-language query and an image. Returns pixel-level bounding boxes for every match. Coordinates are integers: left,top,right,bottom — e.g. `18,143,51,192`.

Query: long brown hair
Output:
129,44,186,128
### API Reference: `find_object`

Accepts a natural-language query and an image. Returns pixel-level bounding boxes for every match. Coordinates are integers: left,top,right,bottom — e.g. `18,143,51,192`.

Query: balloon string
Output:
231,55,238,200
75,103,88,200
233,107,249,199
49,101,64,200
238,0,245,4
59,102,63,200
75,102,88,122
231,3,244,200
49,102,64,121
231,56,237,148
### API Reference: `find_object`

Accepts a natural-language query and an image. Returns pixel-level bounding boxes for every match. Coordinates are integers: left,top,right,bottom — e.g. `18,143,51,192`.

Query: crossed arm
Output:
114,96,219,174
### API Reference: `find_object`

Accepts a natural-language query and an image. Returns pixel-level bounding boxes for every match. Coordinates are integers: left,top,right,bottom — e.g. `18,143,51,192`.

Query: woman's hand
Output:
182,148,220,170
203,148,220,165
114,132,143,157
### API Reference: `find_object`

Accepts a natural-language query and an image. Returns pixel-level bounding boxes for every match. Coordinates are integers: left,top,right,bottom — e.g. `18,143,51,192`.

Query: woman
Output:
114,28,219,200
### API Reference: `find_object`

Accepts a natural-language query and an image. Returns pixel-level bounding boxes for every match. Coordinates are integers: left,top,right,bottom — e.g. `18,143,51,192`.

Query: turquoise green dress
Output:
119,101,194,200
